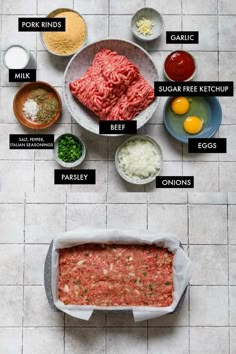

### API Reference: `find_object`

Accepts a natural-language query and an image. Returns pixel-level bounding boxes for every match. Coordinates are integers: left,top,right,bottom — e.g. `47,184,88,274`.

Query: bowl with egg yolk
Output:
163,96,222,144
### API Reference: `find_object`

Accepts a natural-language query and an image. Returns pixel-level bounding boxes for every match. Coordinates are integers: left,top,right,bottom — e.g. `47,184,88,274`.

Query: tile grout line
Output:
227,192,231,353
187,192,191,354
21,192,26,354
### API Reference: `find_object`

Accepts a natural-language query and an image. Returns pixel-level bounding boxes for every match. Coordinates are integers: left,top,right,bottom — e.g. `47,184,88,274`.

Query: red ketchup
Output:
164,51,196,81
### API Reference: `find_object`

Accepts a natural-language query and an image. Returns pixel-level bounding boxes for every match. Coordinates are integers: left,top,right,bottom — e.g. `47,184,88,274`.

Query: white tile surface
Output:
148,327,189,354
65,311,106,327
230,328,236,354
107,204,147,229
0,286,23,326
2,0,36,14
74,0,109,14
24,245,49,285
183,0,217,14
0,204,24,243
67,203,106,230
190,245,228,285
23,327,64,354
147,0,181,14
0,245,24,285
148,204,188,243
219,125,236,161
183,162,219,192
183,16,218,51
190,327,229,354
230,287,236,325
189,205,228,244
229,206,236,244
110,0,144,14
220,162,236,192
230,246,236,285
191,52,218,81
219,52,236,82
24,286,64,326
219,0,236,14
0,161,34,193
190,286,228,326
0,328,22,354
65,328,105,354
219,16,236,51
25,204,65,243
37,0,73,14
107,328,147,354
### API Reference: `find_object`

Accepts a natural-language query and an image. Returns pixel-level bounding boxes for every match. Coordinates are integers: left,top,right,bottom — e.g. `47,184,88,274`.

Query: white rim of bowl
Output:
115,135,163,185
3,44,30,69
54,133,86,168
131,7,164,42
40,8,87,57
63,38,160,137
163,50,197,82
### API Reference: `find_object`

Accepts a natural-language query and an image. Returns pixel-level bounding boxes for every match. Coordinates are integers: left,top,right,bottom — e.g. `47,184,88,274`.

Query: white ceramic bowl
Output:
131,7,164,42
63,39,160,136
54,133,86,168
115,135,163,185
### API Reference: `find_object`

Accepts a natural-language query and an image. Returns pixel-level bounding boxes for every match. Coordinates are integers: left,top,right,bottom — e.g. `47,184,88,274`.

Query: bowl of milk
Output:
3,45,30,69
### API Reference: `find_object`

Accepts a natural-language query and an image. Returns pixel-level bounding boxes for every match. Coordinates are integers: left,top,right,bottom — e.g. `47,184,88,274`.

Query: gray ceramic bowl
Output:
54,133,86,168
115,135,163,185
63,39,160,136
40,8,87,57
131,8,164,42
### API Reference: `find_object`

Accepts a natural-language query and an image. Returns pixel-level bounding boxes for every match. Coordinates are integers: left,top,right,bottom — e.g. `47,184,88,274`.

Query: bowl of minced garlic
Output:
131,8,164,42
41,8,87,56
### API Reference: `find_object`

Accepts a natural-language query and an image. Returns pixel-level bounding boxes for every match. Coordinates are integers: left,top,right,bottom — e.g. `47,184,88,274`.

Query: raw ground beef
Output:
69,48,155,121
58,244,174,307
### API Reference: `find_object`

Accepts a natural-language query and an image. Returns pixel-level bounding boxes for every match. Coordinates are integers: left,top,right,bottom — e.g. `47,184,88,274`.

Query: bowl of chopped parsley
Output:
54,133,86,167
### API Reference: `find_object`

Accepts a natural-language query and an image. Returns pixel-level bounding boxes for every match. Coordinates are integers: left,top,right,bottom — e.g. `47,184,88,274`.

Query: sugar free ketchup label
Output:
99,120,137,134
154,81,234,96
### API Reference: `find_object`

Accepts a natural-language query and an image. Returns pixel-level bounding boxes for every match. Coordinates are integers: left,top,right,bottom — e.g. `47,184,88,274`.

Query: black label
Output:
166,31,199,44
188,138,227,153
18,18,66,31
154,81,234,97
54,169,96,185
99,120,137,134
156,176,194,188
9,134,54,149
9,69,36,82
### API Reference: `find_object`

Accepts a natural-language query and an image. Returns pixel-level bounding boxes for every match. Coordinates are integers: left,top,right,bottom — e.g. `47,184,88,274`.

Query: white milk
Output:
4,46,29,69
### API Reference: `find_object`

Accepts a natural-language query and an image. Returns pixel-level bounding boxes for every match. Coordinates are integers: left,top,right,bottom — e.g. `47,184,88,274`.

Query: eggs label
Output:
166,31,199,44
155,81,234,96
54,170,96,184
9,69,36,82
188,138,227,153
9,134,54,149
156,177,194,189
99,120,137,135
18,18,66,32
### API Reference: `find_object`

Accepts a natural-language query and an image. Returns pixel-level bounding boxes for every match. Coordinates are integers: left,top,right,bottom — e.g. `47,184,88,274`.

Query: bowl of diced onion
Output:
115,135,163,185
131,8,164,42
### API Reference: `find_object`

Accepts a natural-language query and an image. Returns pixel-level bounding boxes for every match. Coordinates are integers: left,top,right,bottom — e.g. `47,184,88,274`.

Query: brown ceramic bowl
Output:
13,81,62,129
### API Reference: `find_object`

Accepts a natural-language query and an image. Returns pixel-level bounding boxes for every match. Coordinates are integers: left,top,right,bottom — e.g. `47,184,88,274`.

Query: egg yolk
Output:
184,116,203,134
171,97,190,115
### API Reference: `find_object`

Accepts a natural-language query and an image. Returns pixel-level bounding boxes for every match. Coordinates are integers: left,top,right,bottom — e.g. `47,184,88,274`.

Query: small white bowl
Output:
131,7,164,42
54,133,86,168
115,135,163,185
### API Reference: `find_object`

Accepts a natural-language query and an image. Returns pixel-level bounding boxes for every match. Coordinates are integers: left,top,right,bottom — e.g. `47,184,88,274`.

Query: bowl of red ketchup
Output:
164,50,196,82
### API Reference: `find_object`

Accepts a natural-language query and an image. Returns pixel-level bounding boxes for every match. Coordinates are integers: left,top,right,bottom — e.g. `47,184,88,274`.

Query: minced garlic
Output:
136,17,154,36
43,10,86,55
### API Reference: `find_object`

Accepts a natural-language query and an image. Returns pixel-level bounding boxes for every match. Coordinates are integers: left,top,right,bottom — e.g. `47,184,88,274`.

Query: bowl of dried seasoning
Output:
13,81,62,129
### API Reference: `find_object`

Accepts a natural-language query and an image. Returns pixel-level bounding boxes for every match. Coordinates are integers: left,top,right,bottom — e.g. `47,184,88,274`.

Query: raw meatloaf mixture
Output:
58,244,174,307
69,48,155,121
